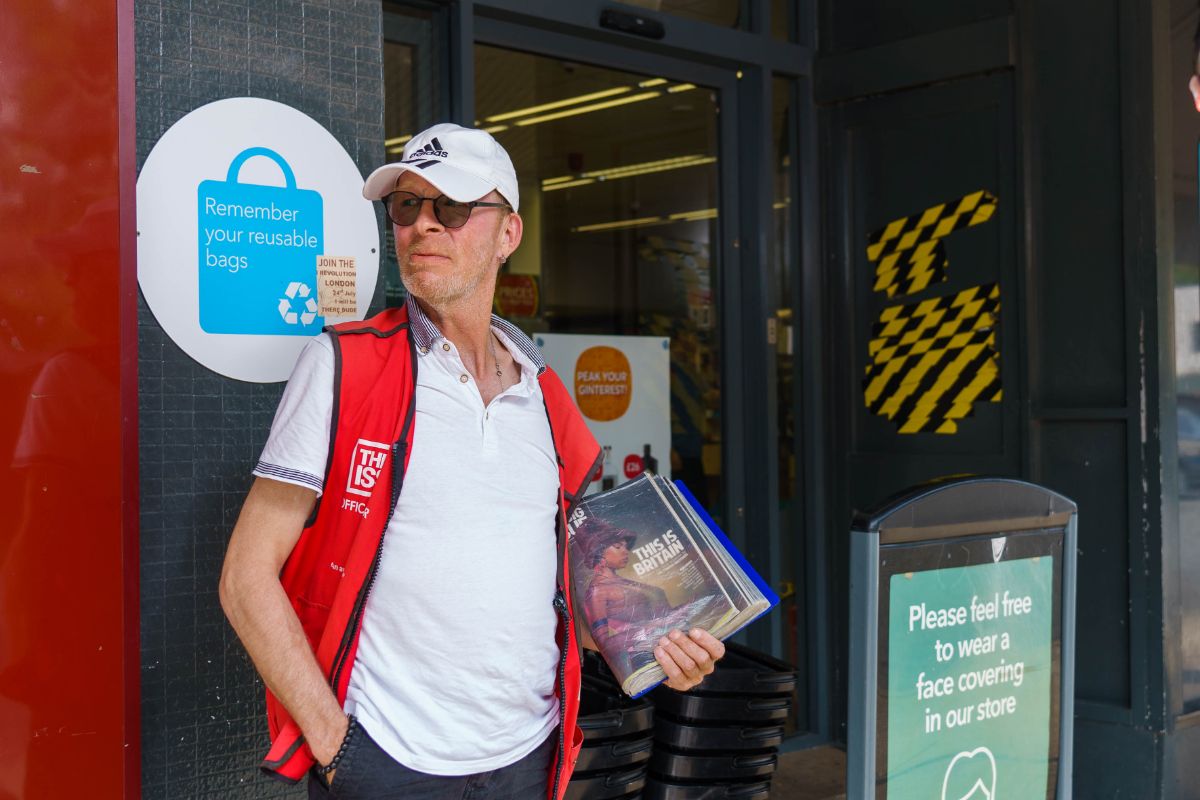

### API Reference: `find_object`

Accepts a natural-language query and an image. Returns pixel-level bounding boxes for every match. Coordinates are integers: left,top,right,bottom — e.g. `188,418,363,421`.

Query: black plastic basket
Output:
691,642,797,697
579,675,655,742
649,747,778,782
582,647,620,684
653,718,784,752
642,778,773,800
565,765,648,800
649,689,791,724
576,734,655,773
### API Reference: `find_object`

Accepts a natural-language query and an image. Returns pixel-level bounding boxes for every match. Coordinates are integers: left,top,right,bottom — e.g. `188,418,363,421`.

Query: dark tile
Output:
274,8,304,36
160,5,190,32
302,15,329,39
136,2,163,21
216,10,248,33
248,5,276,26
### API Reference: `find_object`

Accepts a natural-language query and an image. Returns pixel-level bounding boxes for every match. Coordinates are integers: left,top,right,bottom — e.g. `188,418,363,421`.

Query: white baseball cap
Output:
362,123,520,211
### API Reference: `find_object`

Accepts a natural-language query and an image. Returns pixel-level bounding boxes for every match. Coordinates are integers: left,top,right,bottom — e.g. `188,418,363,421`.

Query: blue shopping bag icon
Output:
198,147,325,335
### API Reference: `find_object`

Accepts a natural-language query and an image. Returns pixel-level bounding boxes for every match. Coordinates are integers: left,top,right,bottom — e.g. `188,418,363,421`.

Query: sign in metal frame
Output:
848,477,1077,800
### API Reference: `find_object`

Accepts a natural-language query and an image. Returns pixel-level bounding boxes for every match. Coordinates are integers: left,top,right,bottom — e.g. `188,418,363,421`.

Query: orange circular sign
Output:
574,346,632,422
494,274,538,317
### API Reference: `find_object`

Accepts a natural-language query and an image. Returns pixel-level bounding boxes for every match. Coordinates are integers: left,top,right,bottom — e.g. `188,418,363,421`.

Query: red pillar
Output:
0,0,139,797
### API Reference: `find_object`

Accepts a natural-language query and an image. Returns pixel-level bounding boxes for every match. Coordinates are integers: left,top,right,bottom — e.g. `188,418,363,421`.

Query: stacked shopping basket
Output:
566,653,656,800
573,643,796,799
644,642,795,799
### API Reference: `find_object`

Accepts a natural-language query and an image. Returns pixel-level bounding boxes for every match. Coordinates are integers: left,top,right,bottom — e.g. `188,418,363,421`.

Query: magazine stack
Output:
567,473,777,698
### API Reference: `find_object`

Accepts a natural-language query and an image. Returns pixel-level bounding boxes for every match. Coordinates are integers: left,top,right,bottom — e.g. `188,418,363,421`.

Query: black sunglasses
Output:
382,190,511,229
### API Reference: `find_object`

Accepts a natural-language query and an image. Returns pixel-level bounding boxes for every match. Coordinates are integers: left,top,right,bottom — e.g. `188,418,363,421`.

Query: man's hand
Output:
654,628,725,691
311,714,351,786
1189,74,1200,113
309,713,351,771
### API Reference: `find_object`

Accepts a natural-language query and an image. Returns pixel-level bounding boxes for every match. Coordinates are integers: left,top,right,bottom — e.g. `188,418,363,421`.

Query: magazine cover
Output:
567,473,773,696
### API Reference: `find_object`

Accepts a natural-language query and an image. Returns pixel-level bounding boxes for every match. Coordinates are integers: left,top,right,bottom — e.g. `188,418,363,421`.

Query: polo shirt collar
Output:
405,294,546,375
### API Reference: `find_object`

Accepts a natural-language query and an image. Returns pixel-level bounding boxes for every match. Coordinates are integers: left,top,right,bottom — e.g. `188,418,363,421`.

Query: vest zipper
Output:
328,342,417,695
329,513,386,691
551,587,570,800
386,440,404,520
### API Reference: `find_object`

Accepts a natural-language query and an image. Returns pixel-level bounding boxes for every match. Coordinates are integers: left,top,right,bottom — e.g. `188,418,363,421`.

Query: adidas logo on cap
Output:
401,138,449,168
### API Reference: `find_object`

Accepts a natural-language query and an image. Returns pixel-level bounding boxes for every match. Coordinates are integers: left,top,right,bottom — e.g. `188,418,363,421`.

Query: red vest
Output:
258,305,601,800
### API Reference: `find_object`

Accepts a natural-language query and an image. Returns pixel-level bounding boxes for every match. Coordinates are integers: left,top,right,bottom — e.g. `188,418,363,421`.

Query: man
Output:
219,123,726,800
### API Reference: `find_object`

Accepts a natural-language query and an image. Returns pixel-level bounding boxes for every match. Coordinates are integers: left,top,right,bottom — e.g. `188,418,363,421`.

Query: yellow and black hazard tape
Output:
863,283,1001,434
866,190,997,299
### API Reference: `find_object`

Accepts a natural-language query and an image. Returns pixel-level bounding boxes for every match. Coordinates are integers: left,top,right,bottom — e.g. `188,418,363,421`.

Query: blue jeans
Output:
308,722,557,800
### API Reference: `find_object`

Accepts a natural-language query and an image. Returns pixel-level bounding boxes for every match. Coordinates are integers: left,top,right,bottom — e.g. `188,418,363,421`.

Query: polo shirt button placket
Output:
460,374,469,384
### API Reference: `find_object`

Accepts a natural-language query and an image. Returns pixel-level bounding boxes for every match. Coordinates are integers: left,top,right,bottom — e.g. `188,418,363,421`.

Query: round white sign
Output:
137,97,381,382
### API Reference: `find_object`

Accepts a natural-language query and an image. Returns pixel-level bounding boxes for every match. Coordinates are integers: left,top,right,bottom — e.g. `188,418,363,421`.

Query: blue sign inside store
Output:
198,147,324,335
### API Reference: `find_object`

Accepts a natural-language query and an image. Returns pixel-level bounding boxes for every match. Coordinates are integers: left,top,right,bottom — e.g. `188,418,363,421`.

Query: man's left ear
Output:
504,211,524,253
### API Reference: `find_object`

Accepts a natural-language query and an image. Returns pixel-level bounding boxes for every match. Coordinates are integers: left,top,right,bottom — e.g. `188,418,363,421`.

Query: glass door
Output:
471,31,740,529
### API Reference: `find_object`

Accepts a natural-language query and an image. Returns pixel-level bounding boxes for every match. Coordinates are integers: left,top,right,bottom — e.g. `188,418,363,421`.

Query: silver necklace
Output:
487,333,503,383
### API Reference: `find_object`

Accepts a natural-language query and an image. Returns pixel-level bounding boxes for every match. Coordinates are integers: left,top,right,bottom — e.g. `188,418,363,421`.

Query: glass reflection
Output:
2,198,123,793
473,44,724,519
771,76,804,733
771,0,792,40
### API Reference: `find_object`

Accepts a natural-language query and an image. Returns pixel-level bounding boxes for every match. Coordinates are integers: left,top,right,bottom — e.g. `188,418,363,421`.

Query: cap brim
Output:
362,162,496,202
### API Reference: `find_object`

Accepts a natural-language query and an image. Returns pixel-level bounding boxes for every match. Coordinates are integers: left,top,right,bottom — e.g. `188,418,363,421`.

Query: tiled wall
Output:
134,1,384,795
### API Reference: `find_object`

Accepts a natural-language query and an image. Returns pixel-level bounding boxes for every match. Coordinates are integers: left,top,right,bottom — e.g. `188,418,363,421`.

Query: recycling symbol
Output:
278,282,318,326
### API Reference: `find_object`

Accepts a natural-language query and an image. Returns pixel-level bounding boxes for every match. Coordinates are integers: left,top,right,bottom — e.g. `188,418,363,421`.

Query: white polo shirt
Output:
254,297,562,774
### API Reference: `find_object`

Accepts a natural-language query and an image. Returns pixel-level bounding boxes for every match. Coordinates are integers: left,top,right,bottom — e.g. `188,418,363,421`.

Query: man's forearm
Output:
219,567,347,764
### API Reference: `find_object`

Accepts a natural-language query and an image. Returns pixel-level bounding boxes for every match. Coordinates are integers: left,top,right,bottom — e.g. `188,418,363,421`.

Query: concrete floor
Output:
771,746,847,800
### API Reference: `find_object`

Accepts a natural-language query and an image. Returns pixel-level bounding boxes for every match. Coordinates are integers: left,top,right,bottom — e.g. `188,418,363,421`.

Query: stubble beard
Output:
399,255,487,307
396,225,503,309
